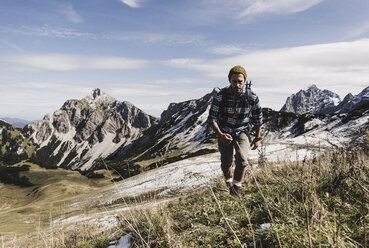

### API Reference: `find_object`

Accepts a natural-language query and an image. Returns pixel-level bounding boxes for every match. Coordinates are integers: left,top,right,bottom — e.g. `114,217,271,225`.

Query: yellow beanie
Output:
228,65,247,81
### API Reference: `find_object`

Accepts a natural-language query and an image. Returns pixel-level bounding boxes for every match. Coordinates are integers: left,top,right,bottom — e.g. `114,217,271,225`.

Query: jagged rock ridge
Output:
280,85,341,114
27,88,157,170
110,89,219,167
335,86,369,114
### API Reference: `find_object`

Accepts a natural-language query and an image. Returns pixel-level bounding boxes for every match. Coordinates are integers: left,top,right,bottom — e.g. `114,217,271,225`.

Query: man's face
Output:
230,73,245,96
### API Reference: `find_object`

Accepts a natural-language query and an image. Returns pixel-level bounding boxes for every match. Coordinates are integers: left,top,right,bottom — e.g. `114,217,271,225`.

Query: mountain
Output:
0,120,34,164
0,117,33,127
109,89,218,169
2,85,368,175
280,85,341,114
26,88,157,170
335,86,369,114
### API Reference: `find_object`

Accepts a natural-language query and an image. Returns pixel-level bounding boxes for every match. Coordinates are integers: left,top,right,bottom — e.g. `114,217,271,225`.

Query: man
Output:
208,65,263,196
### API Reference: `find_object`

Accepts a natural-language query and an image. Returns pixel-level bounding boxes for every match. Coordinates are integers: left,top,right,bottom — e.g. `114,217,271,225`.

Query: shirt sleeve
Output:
250,92,263,126
208,90,222,124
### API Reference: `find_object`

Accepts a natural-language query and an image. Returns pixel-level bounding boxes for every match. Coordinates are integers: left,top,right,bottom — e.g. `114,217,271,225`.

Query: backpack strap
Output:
245,80,252,104
220,82,253,109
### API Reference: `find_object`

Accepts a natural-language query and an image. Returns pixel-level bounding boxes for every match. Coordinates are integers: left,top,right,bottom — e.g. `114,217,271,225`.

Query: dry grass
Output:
0,161,113,247
2,137,368,247
114,144,368,247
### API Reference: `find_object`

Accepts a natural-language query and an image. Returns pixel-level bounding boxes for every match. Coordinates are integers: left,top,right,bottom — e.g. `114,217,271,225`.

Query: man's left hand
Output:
251,138,261,150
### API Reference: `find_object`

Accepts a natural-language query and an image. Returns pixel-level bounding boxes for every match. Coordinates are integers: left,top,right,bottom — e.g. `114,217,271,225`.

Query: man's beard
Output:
232,86,243,96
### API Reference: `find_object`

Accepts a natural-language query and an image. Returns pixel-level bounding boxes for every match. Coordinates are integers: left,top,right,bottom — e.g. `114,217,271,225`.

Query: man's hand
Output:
220,133,233,145
251,137,261,150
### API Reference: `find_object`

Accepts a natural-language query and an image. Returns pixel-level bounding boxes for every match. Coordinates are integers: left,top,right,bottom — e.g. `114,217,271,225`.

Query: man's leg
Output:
218,138,234,186
232,132,250,190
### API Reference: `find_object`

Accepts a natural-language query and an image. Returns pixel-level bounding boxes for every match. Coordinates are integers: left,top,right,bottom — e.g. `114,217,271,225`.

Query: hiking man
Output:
208,65,263,196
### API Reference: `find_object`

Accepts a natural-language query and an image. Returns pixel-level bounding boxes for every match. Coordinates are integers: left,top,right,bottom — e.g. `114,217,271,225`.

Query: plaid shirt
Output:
208,86,263,136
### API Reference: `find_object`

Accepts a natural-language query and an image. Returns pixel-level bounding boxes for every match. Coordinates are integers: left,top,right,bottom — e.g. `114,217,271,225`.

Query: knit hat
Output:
228,65,247,81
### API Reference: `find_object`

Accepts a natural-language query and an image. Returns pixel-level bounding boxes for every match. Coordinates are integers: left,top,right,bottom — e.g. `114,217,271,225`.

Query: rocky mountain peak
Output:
362,86,369,95
91,88,102,99
82,88,116,109
335,86,369,114
27,88,157,170
308,84,318,91
280,85,341,114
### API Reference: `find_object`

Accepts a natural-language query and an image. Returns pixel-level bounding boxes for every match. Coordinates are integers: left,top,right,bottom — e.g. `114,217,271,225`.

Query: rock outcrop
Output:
335,86,369,114
280,85,341,114
27,88,157,170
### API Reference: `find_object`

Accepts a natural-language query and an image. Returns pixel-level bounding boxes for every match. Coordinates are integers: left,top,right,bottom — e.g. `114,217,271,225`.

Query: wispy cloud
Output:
102,32,207,46
208,44,249,55
240,0,325,18
164,38,369,107
56,2,83,23
190,0,325,22
2,53,149,72
0,25,96,39
119,0,144,8
346,21,369,39
0,39,23,52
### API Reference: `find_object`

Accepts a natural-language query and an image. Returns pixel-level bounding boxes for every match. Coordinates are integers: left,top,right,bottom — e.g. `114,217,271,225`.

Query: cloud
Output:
0,25,96,39
2,53,149,72
57,3,83,23
0,80,209,119
240,0,325,18
208,44,249,55
119,0,143,8
0,81,93,120
0,39,23,52
102,32,207,46
346,21,369,39
189,0,325,22
164,38,369,108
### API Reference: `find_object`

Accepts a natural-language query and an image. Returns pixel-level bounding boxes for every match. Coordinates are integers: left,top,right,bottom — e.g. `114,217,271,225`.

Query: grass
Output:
113,144,368,247
0,161,113,247
2,138,368,247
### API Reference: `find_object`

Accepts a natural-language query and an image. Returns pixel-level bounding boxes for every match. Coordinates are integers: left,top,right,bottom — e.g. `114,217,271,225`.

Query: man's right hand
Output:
220,133,233,145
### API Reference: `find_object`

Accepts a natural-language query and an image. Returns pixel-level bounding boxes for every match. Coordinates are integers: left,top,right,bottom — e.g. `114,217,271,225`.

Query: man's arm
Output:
250,125,262,150
249,91,263,150
211,121,233,145
254,125,261,139
208,89,232,145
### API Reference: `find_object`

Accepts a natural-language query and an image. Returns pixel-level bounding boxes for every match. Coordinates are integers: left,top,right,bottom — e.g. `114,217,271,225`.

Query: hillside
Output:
3,132,367,247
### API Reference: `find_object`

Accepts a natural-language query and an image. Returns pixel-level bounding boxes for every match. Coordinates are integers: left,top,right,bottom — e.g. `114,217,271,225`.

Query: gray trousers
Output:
218,132,250,173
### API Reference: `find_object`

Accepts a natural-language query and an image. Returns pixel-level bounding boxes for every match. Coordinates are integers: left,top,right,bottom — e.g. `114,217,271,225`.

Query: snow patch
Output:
304,118,324,130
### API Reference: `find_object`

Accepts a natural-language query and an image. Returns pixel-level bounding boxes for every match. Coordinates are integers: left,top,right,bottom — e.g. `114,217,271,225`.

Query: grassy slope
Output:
0,162,112,245
60,139,369,248
2,133,368,247
119,144,369,247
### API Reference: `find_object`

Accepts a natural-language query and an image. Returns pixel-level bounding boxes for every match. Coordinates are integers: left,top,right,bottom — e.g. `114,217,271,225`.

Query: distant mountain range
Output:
0,117,33,127
1,85,368,174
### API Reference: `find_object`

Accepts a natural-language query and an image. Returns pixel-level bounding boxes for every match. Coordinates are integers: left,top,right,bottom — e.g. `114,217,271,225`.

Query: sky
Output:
1,0,369,120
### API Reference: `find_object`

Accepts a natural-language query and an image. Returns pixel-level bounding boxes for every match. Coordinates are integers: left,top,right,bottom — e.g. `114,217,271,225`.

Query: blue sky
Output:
1,0,369,120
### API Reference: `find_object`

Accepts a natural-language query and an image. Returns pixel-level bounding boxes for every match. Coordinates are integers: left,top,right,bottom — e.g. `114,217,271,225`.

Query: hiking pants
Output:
218,132,250,173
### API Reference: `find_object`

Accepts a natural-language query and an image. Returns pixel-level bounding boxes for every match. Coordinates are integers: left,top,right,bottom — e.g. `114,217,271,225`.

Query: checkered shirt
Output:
208,87,263,136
